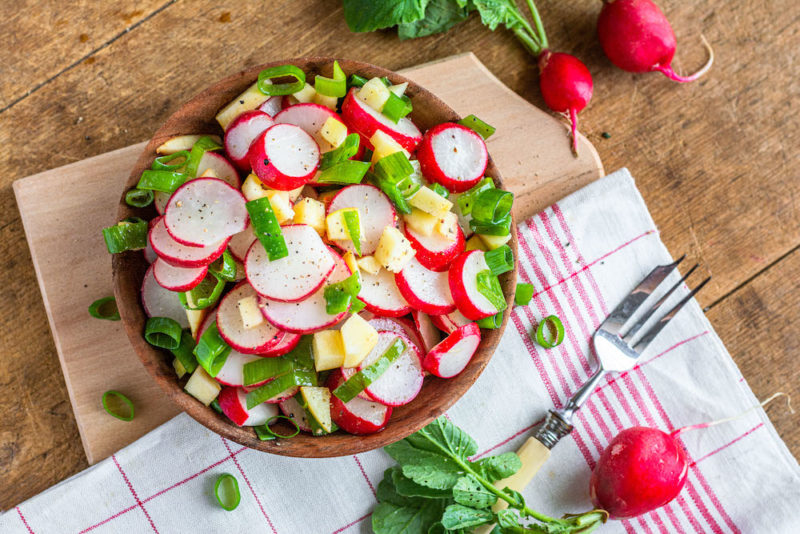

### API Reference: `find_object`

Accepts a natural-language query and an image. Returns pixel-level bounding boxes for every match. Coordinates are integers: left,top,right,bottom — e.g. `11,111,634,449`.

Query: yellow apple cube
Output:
357,77,391,111
242,173,270,201
286,185,305,202
370,130,408,163
198,168,218,178
186,308,207,339
375,227,416,273
466,234,488,252
313,91,338,110
216,82,270,130
342,251,359,276
340,314,379,368
435,211,459,241
313,330,346,371
157,134,222,155
184,367,221,406
326,208,361,241
267,191,295,225
357,255,382,275
404,208,438,237
479,232,512,250
320,117,348,148
237,295,264,329
389,82,408,97
293,82,317,103
173,358,187,379
409,186,453,216
294,197,326,235
300,386,333,433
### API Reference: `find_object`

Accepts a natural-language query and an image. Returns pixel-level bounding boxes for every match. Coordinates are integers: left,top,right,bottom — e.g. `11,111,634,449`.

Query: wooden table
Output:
1,0,797,510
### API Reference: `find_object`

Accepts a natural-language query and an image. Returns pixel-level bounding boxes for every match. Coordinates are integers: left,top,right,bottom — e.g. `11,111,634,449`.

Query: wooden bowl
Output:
113,57,518,457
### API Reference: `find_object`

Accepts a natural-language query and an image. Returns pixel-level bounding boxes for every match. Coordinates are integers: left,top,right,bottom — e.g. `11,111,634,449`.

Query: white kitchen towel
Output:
3,168,798,534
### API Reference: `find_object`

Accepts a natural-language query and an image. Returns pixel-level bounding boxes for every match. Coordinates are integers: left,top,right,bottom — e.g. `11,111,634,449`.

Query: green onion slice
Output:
348,74,368,88
333,337,406,402
265,415,301,438
286,335,315,370
382,92,413,123
209,250,238,282
102,217,148,253
456,177,495,216
431,183,450,198
484,245,514,276
314,60,346,98
470,214,512,236
342,210,362,255
88,296,120,321
179,273,226,310
472,188,513,225
515,283,534,306
380,76,392,87
144,316,183,349
254,425,277,441
319,133,361,170
324,271,362,315
317,160,370,185
185,136,223,178
214,474,241,511
536,315,565,349
194,321,231,377
246,197,288,261
151,151,189,171
372,152,416,214
210,398,222,413
476,312,503,329
243,357,294,386
348,297,367,314
374,151,414,183
102,390,135,421
136,170,187,193
257,65,306,96
475,270,507,314
458,114,496,139
171,329,198,373
124,188,154,208
246,370,317,409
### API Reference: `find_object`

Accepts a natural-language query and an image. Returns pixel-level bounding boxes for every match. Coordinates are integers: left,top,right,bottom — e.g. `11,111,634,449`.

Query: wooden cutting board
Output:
12,52,603,465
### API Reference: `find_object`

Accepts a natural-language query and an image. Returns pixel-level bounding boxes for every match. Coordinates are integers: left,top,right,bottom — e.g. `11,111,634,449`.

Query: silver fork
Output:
490,255,710,512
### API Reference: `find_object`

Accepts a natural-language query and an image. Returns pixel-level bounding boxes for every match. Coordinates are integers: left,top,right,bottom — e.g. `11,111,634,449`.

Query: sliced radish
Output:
423,322,481,378
258,96,283,118
448,250,502,320
143,219,158,262
263,384,300,404
154,191,170,215
260,331,302,357
259,249,351,333
217,282,284,354
395,258,456,315
430,308,471,334
249,124,320,191
358,331,424,407
245,224,335,302
224,110,275,170
215,351,262,387
197,152,242,189
152,257,207,291
364,314,424,355
218,387,279,426
327,184,396,255
164,178,248,247
274,103,343,152
279,395,312,433
341,88,422,152
149,216,228,268
327,369,393,435
359,267,411,317
141,265,189,328
416,123,488,193
341,366,374,401
197,306,218,339
404,223,465,272
412,310,441,352
227,225,256,262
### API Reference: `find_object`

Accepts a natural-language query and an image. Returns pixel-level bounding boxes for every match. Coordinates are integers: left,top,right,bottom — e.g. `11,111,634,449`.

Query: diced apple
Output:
313,92,338,110
370,130,408,163
294,197,326,235
173,358,187,379
374,226,416,273
216,82,270,130
356,255,382,275
186,309,206,339
157,134,222,155
389,82,408,97
198,168,218,178
342,251,359,276
409,186,453,217
326,208,361,242
286,185,305,202
313,330,345,371
435,211,459,241
403,208,438,236
293,83,317,103
320,117,348,148
300,386,333,433
357,77,391,111
479,232,512,250
340,314,379,368
237,295,264,329
465,234,488,252
184,367,221,406
242,173,270,201
268,191,295,225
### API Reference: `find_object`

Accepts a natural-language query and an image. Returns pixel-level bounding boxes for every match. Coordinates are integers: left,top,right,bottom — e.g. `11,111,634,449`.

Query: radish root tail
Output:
569,107,579,157
655,34,714,83
670,391,794,438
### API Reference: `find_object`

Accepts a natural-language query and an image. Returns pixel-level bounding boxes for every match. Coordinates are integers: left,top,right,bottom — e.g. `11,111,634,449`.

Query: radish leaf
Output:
475,451,522,482
453,475,497,508
343,0,430,32
441,504,493,530
398,0,472,39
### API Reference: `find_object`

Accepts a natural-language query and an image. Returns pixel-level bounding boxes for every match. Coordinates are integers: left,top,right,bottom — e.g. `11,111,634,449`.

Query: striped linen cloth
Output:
3,168,798,534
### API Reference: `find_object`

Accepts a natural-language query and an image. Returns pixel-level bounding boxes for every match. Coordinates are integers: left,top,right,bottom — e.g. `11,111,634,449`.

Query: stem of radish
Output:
669,392,794,438
524,0,549,50
654,35,715,83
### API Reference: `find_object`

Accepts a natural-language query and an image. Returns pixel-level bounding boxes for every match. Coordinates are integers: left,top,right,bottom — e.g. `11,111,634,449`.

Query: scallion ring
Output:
484,245,514,276
348,74,368,88
314,60,346,98
124,188,154,208
101,390,135,421
458,114,496,140
151,151,189,171
214,474,241,511
472,188,513,225
316,160,370,185
185,136,223,178
102,217,148,253
476,312,503,329
88,296,120,321
515,283,534,306
257,65,306,96
144,316,183,350
136,170,187,193
265,415,301,439
536,315,565,349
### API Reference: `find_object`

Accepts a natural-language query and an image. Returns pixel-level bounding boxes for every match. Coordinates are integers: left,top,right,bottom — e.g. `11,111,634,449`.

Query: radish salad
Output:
103,60,516,439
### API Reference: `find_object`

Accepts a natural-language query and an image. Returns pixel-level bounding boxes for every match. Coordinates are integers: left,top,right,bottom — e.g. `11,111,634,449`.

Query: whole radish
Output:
538,51,594,156
597,0,713,82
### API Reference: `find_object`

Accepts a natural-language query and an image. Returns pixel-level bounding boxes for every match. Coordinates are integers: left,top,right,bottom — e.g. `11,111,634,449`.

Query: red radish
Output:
278,395,313,433
341,366,375,401
218,387,279,426
412,310,441,352
359,331,424,406
259,331,302,357
431,309,471,334
249,124,320,191
154,191,170,215
215,350,262,387
327,184,396,255
395,258,456,315
245,224,335,302
422,322,481,378
227,226,256,262
597,0,713,82
448,250,502,320
358,267,411,318
327,369,393,435
216,282,284,354
196,152,242,189
149,216,228,268
404,223,465,272
140,265,190,328
164,178,248,247
152,257,207,291
538,51,593,156
274,103,344,152
257,382,300,404
224,110,275,170
143,219,158,263
341,88,422,152
258,96,283,117
416,123,488,193
364,314,425,355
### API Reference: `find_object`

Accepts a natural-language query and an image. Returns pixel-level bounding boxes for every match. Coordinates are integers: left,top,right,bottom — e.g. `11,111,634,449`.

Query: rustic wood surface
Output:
1,0,797,509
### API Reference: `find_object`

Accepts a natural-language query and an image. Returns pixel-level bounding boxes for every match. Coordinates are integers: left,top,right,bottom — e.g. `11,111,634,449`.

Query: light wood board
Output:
12,53,603,465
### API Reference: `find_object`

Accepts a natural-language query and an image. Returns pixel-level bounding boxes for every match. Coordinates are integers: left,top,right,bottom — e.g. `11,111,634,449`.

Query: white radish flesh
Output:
258,96,283,118
431,308,471,334
279,396,312,432
141,265,189,328
149,216,227,267
227,225,256,262
364,315,424,354
431,126,486,184
358,267,411,317
165,178,248,247
327,184,396,255
152,257,207,291
359,331,424,406
197,152,241,188
422,323,481,378
261,124,320,179
395,257,456,315
412,310,441,352
216,282,283,354
215,351,262,387
224,111,275,169
274,103,342,152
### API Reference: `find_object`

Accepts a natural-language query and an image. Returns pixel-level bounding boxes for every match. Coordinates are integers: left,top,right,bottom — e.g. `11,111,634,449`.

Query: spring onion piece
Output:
242,357,294,386
214,474,241,511
372,152,416,215
102,217,148,253
515,283,534,306
265,415,301,438
194,321,231,377
285,335,315,370
316,159,370,185
348,297,367,314
88,296,120,321
342,210,362,255
179,273,226,310
257,65,306,96
254,425,277,441
475,270,507,313
210,398,222,413
431,183,450,198
151,151,189,171
246,197,288,261
476,312,504,329
472,188,513,225
380,76,392,87
144,316,183,350
536,315,565,349
101,390,135,422
470,214,512,236
185,136,223,178
314,60,346,98
245,369,317,409
136,170,187,193
171,329,198,374
456,177,495,215
324,271,362,315
320,133,361,170
333,337,406,402
348,74,368,88
374,151,414,182
484,245,514,276
458,114,496,140
209,250,237,282
372,173,411,215
124,188,154,208
382,92,413,123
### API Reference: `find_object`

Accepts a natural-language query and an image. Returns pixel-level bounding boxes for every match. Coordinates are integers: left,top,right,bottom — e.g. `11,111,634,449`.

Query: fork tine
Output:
633,276,711,352
600,255,686,335
622,263,699,342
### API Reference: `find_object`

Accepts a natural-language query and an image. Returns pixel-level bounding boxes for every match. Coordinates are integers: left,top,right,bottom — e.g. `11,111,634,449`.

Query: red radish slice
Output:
215,351,262,387
422,322,481,378
341,366,375,400
149,216,228,268
448,250,501,320
359,267,411,317
278,396,312,433
404,223,465,272
141,265,189,328
154,191,170,215
264,384,300,404
245,224,335,302
227,226,256,262
224,110,275,170
431,308,471,334
274,103,343,152
327,369,393,435
164,178,248,247
249,124,320,191
258,96,283,118
341,88,422,152
364,315,424,354
152,257,207,291
359,331,424,407
395,258,456,315
416,123,488,193
327,184,396,255
218,387,279,426
412,310,441,352
259,249,350,333
197,152,241,188
260,331,302,357
197,306,218,339
143,219,158,263
217,282,284,354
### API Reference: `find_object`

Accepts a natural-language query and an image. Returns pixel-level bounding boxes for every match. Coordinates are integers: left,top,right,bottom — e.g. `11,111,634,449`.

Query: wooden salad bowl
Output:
112,57,518,457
